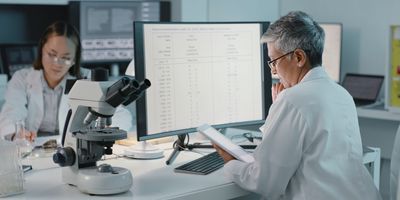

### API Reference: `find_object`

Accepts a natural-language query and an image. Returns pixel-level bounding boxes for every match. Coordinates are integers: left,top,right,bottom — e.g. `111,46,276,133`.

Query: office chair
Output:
390,124,400,200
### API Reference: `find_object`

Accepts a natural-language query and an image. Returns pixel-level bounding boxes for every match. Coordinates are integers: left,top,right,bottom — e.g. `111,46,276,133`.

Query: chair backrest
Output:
391,124,400,200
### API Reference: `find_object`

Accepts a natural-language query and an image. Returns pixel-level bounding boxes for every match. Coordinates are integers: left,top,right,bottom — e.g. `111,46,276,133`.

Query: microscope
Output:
53,69,150,195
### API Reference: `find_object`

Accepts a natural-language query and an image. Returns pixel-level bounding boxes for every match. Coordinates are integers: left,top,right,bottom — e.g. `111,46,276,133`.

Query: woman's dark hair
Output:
33,21,82,78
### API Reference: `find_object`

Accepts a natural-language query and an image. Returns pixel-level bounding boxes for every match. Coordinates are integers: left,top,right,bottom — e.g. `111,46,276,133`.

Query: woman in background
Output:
0,21,132,142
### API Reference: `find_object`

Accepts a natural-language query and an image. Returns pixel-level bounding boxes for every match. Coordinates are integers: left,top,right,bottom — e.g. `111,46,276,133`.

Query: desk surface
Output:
7,135,380,200
357,104,400,121
9,143,250,200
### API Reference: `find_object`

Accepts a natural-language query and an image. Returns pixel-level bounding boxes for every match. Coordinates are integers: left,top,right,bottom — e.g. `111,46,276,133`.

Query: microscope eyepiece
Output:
120,79,139,96
105,76,140,107
105,76,151,107
122,79,151,106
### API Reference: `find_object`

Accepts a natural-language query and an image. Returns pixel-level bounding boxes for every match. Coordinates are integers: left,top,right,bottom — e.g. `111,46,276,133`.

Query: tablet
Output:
196,124,255,163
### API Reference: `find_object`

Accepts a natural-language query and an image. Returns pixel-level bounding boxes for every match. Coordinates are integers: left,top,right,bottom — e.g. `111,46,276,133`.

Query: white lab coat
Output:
0,67,132,139
391,125,400,200
224,67,381,200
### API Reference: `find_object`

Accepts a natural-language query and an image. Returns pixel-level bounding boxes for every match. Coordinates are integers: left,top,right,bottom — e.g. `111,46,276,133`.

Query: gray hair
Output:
262,11,325,68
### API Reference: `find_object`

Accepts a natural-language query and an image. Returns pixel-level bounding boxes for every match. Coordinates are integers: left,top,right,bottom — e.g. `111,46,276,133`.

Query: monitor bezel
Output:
134,21,271,141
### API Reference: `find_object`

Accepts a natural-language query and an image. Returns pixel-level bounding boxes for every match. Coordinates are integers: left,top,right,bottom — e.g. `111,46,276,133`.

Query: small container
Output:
14,120,33,158
0,139,24,197
111,63,120,77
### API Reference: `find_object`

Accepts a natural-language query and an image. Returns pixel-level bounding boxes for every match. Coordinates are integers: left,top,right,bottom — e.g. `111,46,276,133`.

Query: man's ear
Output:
294,49,307,67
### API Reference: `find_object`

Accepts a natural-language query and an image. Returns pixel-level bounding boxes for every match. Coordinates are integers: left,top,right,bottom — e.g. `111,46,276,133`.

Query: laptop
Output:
341,73,384,106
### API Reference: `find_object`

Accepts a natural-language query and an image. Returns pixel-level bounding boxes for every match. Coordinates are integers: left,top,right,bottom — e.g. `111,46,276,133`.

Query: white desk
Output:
9,144,251,200
7,138,381,199
356,105,399,199
357,105,400,122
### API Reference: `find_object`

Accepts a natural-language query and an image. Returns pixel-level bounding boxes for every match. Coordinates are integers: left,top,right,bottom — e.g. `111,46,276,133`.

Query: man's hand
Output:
213,143,236,164
272,82,285,102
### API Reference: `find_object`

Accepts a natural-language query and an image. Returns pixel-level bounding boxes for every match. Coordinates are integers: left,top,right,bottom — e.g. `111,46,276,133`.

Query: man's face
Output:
267,43,300,88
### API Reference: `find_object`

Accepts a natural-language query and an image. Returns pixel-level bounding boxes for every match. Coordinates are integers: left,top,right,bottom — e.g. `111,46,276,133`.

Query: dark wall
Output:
0,4,68,44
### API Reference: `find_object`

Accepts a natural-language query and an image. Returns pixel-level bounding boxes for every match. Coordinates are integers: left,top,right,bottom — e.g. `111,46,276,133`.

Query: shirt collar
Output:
40,71,69,91
298,66,329,84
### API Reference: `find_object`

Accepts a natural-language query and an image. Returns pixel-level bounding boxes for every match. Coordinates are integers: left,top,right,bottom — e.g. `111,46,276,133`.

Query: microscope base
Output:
76,166,133,195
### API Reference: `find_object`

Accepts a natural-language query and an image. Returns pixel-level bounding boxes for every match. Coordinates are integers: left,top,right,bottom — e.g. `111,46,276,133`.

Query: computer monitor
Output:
320,23,342,82
134,22,272,141
0,44,37,79
69,1,170,63
342,73,384,106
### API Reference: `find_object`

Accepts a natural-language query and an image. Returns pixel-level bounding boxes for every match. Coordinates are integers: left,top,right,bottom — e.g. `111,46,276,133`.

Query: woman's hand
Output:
272,82,285,102
13,128,37,142
213,143,236,164
24,130,37,142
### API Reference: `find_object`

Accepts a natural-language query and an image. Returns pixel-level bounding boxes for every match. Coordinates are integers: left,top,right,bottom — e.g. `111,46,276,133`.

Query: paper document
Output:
197,124,254,163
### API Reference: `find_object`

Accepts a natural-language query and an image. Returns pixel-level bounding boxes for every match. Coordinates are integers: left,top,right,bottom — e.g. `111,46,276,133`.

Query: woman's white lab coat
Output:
224,67,381,200
0,68,132,139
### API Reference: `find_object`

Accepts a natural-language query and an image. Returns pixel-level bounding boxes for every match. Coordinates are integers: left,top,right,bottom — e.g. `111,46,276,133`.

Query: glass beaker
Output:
0,139,24,197
14,120,33,159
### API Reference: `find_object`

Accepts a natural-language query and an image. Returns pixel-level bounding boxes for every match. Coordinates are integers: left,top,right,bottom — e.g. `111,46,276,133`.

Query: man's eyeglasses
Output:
44,52,74,67
267,50,295,69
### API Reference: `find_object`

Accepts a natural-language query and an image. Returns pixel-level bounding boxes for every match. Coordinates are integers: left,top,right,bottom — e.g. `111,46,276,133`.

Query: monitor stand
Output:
165,130,258,165
165,134,188,165
124,141,164,159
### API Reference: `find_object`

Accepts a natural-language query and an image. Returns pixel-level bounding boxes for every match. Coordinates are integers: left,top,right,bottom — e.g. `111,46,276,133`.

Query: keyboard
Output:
174,151,224,175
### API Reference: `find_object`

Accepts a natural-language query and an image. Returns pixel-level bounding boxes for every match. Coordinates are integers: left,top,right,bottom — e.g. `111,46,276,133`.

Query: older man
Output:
214,11,381,200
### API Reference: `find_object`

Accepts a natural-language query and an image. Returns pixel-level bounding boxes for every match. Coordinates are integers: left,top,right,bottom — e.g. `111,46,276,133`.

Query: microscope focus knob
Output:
104,146,113,155
98,164,113,173
53,147,76,167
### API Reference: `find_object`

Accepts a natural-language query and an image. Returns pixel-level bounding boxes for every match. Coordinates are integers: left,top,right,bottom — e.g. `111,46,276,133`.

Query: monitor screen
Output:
320,23,342,82
134,22,271,141
342,74,384,101
71,1,170,63
0,44,37,79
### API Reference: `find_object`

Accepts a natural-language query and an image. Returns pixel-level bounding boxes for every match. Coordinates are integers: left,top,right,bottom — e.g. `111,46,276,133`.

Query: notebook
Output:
341,73,384,106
